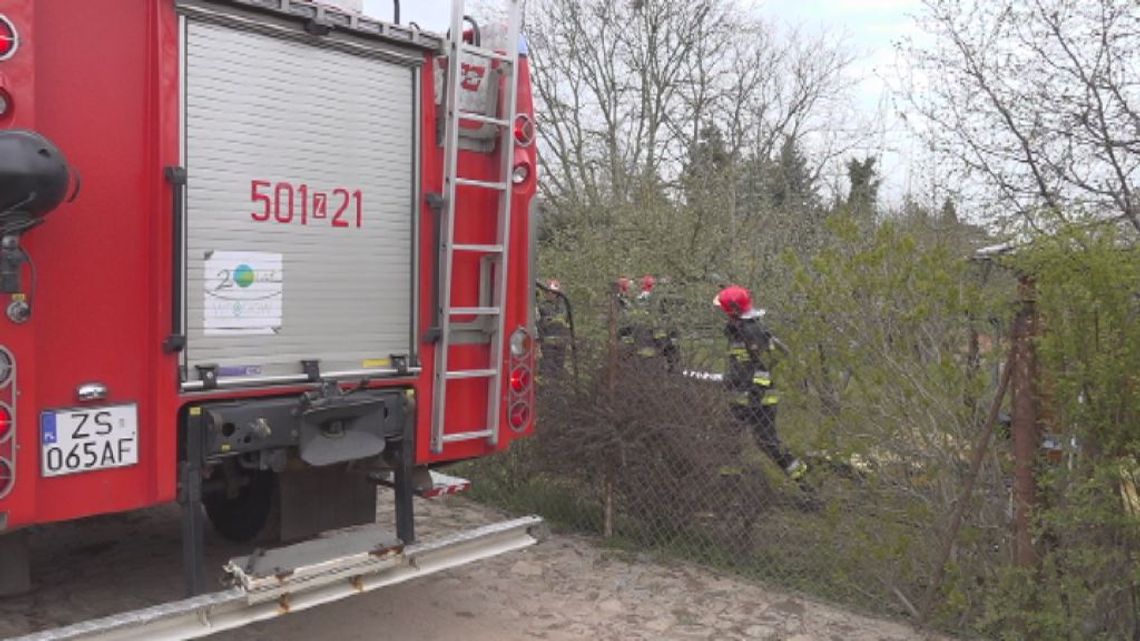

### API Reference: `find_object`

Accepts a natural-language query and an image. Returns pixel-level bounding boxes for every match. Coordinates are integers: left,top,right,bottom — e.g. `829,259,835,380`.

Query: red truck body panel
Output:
0,0,537,531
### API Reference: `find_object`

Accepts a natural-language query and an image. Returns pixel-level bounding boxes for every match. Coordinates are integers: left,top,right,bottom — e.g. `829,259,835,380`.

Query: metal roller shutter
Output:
182,18,416,382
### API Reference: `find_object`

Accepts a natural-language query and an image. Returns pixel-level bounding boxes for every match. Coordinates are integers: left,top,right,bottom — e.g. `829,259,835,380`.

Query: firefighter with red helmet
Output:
714,285,808,481
617,275,678,371
537,279,570,379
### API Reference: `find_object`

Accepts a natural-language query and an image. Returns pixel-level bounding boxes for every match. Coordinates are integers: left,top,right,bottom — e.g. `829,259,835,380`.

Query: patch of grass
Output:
458,465,604,533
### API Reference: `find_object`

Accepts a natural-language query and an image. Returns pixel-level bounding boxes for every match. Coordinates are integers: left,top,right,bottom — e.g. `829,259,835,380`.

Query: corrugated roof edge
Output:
199,0,446,52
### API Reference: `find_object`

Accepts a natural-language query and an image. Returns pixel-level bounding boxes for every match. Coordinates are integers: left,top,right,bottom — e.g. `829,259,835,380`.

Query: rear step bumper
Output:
11,516,547,641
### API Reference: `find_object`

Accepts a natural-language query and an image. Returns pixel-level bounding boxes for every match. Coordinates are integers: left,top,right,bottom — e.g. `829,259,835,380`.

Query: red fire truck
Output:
0,0,541,630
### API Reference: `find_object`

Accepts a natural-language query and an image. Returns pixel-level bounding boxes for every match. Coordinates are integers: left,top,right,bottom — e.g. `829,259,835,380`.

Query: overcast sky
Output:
761,0,925,202
361,1,450,28
360,0,923,200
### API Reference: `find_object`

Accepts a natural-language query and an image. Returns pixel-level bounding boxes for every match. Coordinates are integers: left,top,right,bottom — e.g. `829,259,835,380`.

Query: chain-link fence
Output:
459,227,1140,640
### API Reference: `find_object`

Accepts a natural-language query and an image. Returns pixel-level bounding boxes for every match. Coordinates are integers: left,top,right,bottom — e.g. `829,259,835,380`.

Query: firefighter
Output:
714,285,808,481
536,279,570,379
617,275,673,369
643,276,682,372
615,276,634,312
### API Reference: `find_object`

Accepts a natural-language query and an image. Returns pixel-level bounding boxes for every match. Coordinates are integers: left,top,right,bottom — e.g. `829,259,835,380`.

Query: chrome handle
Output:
76,382,108,402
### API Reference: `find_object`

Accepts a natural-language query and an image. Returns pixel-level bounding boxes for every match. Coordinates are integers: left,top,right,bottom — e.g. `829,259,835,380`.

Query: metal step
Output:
452,243,504,253
460,44,514,63
444,368,498,380
9,517,546,641
433,0,523,454
450,306,500,316
442,429,495,444
454,177,509,191
460,112,511,127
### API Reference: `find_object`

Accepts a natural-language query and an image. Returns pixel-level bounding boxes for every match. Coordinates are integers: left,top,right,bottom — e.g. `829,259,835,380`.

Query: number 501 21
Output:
250,180,363,228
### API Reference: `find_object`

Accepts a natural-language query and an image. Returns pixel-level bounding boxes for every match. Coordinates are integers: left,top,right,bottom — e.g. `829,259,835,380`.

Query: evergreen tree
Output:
768,137,817,211
845,156,881,217
938,197,959,227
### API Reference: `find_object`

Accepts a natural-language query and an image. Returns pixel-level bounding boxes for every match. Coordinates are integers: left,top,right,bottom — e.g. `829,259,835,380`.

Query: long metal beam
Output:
11,516,546,641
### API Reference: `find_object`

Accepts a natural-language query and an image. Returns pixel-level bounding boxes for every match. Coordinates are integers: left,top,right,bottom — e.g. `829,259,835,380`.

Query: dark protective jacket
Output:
537,298,571,346
618,296,679,367
724,316,779,407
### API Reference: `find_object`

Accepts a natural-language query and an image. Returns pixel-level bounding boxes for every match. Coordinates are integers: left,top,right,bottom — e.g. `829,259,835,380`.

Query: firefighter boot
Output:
785,460,822,512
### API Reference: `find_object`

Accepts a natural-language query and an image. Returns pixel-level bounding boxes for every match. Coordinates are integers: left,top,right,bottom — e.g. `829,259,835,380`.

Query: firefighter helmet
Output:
637,275,657,301
616,277,632,294
714,285,753,317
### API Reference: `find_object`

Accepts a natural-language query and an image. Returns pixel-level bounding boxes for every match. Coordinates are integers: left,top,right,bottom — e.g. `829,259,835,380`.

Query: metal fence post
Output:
1011,275,1040,571
602,280,618,539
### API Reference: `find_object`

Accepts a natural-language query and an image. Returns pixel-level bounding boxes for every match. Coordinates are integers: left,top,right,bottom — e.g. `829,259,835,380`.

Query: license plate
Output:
40,404,139,478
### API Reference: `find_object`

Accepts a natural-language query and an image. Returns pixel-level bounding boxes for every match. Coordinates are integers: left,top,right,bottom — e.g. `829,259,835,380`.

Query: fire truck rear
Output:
0,0,541,629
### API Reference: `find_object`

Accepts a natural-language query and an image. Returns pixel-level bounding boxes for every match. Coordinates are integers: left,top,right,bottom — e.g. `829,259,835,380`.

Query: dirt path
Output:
1,496,945,641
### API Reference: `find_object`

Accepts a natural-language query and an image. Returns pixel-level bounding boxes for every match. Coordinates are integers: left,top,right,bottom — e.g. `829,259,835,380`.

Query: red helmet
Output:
616,277,632,294
640,275,657,293
714,285,753,317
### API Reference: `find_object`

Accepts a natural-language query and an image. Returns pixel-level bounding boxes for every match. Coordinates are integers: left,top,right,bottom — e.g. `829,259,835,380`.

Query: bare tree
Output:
900,0,1140,231
526,0,858,215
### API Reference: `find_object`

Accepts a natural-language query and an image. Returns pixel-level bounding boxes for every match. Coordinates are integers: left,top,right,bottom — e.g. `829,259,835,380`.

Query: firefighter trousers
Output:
731,403,796,472
539,342,566,379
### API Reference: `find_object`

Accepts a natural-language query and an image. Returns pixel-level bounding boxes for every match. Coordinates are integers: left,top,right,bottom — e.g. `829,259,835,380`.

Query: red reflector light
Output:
0,15,18,61
509,402,530,430
0,88,12,121
513,114,535,147
0,404,12,439
0,349,11,387
509,367,531,393
0,459,12,496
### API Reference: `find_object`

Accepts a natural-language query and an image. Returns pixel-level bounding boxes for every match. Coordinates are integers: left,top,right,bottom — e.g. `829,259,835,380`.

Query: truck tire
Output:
203,469,276,543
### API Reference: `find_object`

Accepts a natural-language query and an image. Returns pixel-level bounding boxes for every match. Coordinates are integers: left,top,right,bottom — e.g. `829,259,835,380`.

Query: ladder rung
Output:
441,430,495,444
450,307,501,316
460,112,511,127
445,368,498,380
452,243,504,253
455,177,509,191
460,44,514,64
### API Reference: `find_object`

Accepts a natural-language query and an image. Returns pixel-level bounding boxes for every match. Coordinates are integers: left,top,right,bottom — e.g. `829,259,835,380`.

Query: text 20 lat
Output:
251,180,364,228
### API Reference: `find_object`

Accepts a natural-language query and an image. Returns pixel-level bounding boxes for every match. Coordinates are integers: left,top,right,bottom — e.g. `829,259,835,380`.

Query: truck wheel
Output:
204,469,276,543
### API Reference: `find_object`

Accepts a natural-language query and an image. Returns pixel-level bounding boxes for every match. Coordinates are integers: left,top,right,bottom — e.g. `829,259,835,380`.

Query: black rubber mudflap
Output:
278,464,377,543
0,530,30,596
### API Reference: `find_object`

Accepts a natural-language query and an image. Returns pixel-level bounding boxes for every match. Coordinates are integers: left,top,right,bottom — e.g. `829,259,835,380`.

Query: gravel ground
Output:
0,494,948,641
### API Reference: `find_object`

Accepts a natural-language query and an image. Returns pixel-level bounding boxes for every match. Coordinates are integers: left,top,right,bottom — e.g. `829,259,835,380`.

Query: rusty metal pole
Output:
1010,275,1040,570
919,344,1015,624
602,281,619,539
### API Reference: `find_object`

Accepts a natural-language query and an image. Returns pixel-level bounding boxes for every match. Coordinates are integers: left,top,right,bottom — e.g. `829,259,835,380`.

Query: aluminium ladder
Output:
431,0,524,454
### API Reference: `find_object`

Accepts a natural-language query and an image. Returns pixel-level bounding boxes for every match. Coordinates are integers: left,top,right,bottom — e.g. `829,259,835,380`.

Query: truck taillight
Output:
0,15,18,61
509,329,531,357
508,402,530,430
509,367,531,393
0,349,11,387
0,347,14,499
507,328,533,433
0,459,11,497
513,114,534,147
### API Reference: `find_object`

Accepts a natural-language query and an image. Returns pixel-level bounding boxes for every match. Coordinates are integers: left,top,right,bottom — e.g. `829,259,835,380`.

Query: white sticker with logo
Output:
204,251,283,336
